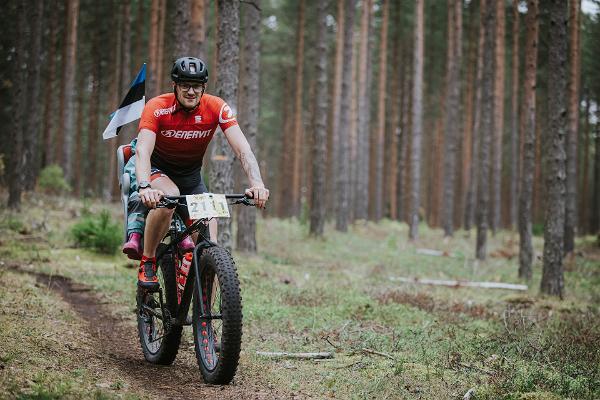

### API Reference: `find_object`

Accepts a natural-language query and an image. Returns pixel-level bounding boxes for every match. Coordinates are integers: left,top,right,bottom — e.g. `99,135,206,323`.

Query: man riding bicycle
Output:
130,56,269,290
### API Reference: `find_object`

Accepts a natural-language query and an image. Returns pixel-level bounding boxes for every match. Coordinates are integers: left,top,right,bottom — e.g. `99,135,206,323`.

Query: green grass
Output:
0,195,598,399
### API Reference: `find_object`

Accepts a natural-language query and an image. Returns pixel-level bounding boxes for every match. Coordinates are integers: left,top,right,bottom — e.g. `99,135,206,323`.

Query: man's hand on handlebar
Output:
245,186,269,209
139,187,165,209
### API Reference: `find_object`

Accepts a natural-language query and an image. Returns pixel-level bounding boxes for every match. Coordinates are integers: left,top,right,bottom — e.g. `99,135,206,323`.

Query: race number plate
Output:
186,193,230,219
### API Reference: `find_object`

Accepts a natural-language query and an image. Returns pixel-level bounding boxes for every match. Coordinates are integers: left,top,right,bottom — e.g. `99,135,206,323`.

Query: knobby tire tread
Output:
193,246,243,384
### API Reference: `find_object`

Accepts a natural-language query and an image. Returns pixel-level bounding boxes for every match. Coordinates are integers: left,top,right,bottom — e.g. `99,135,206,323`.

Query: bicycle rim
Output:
197,268,222,371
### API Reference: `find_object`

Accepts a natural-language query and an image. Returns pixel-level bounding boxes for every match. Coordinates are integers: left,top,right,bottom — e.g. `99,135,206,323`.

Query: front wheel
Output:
193,246,243,384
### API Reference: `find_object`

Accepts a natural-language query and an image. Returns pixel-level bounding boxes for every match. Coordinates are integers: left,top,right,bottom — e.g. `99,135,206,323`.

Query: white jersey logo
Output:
218,103,236,124
153,104,176,118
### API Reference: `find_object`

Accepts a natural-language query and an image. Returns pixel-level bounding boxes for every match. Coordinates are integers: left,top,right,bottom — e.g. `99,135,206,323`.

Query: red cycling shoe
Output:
138,257,159,290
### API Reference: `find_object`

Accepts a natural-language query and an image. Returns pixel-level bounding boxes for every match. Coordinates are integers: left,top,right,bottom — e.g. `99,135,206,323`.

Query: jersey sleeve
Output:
212,97,239,132
138,98,160,133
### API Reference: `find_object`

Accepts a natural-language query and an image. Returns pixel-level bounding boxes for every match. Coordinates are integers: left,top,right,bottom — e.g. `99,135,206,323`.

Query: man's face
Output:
174,81,205,109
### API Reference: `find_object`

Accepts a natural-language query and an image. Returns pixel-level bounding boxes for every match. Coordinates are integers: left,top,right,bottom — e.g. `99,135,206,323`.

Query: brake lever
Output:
229,198,255,206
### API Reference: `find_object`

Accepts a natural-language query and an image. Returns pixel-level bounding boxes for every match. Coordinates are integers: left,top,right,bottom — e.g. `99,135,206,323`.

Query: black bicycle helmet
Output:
171,57,208,83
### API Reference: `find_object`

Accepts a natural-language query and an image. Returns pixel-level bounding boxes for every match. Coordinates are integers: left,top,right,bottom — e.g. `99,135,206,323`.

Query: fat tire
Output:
137,252,183,365
193,246,243,384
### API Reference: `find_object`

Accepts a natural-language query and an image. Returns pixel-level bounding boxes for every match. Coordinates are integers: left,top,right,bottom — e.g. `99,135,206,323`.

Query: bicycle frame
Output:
148,194,249,330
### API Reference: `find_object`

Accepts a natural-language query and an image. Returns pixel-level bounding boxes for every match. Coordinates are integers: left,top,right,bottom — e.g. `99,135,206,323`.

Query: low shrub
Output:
70,210,121,254
38,165,71,195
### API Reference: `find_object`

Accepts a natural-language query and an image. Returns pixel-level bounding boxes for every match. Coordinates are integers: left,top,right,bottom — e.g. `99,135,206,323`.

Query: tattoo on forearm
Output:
239,151,263,185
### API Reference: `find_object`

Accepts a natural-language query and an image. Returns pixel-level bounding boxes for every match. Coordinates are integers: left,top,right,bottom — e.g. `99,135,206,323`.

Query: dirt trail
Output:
28,270,293,400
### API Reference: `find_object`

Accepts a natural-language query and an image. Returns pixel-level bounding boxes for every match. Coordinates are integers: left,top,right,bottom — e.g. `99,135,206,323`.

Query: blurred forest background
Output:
1,0,599,296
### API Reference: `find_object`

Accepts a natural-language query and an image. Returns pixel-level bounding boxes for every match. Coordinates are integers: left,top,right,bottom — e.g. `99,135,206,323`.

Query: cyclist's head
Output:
171,57,208,110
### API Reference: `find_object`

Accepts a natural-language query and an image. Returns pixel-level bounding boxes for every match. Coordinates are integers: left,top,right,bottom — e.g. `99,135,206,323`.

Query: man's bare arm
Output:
223,125,269,207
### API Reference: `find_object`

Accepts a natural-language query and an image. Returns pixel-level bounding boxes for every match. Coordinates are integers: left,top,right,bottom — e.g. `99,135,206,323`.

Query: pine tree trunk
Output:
518,0,539,280
409,0,424,240
327,0,345,219
42,0,59,168
476,0,495,260
373,0,389,221
564,0,581,254
156,0,167,93
510,0,520,229
442,0,462,236
336,0,356,232
388,3,402,221
541,0,568,298
491,0,505,234
191,0,207,60
148,0,159,97
60,0,79,183
210,0,239,251
465,0,484,231
87,37,100,197
592,113,600,235
105,1,122,201
236,0,260,251
580,94,591,233
291,0,305,216
120,1,134,142
7,0,29,209
355,0,372,221
309,0,328,236
24,0,44,191
174,0,192,58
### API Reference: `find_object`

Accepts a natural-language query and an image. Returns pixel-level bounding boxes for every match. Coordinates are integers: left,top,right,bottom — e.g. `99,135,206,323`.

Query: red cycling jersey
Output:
138,93,238,178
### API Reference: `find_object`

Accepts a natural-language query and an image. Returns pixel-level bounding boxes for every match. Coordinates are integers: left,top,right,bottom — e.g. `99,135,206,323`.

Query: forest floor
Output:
0,194,598,399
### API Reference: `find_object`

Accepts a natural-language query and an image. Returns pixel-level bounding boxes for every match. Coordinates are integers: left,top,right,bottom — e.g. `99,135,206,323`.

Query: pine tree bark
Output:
465,0,484,231
476,0,495,260
309,0,328,236
442,0,462,236
355,0,372,221
291,0,306,216
336,0,356,232
191,0,207,60
210,0,239,250
580,94,591,232
87,35,101,197
148,0,160,97
518,0,539,280
7,0,29,209
60,0,79,183
592,113,600,235
174,0,192,58
24,0,44,191
409,0,424,240
510,0,520,229
461,0,477,232
156,0,167,92
42,0,59,168
327,0,345,218
373,0,389,221
236,0,260,251
491,0,505,234
541,0,568,298
564,0,581,254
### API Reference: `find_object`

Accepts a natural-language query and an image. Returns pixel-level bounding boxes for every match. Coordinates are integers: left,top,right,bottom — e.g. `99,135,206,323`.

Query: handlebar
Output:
157,193,254,209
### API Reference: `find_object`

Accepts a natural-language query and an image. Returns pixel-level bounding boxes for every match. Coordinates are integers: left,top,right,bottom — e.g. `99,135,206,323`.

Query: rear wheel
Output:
137,251,183,364
193,246,242,384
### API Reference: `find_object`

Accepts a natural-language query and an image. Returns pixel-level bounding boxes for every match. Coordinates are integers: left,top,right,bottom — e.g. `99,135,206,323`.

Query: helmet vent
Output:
189,63,197,74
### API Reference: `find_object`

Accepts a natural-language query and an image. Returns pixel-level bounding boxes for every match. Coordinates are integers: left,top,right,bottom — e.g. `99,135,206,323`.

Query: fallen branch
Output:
416,248,453,257
463,388,476,400
389,276,528,291
361,348,396,361
255,351,333,360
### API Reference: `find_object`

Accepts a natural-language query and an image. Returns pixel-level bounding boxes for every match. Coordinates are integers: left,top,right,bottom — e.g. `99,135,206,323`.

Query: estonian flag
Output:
103,63,146,140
